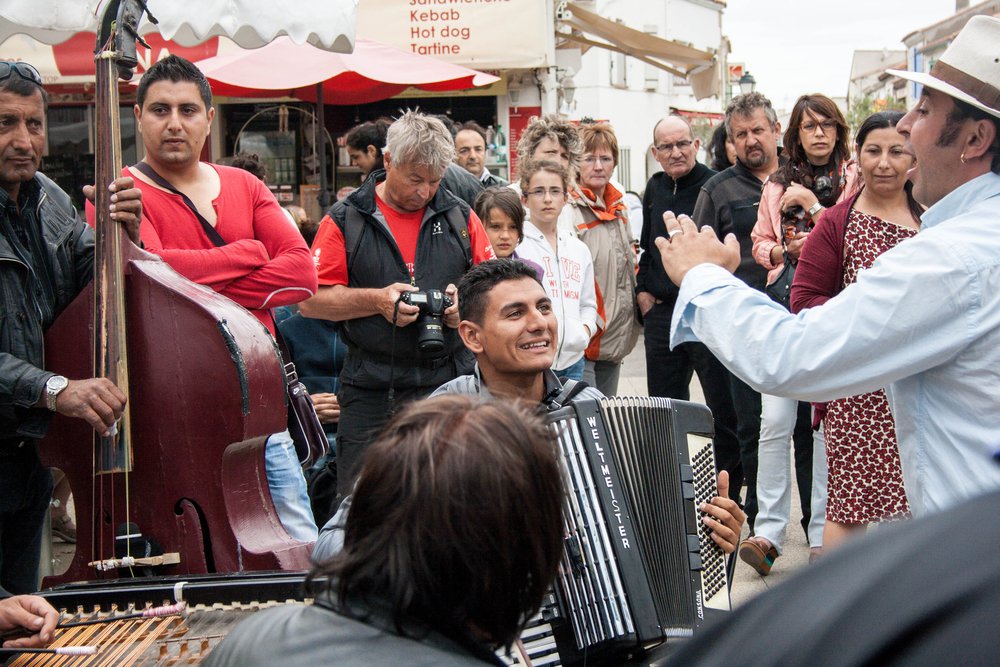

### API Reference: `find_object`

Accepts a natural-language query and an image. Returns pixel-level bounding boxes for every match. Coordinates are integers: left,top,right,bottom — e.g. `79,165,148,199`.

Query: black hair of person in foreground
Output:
204,395,564,666
666,484,1000,666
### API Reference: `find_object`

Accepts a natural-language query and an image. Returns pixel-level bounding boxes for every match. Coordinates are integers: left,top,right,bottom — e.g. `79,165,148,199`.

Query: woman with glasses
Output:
509,114,583,235
565,123,639,395
790,111,920,551
739,94,859,575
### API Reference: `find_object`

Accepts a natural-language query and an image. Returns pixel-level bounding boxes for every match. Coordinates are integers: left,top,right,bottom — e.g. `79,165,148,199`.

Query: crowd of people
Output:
2,13,1000,665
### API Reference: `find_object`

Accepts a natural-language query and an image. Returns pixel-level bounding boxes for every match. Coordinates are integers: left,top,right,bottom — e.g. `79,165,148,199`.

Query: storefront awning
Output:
0,0,357,51
0,32,223,88
557,1,719,100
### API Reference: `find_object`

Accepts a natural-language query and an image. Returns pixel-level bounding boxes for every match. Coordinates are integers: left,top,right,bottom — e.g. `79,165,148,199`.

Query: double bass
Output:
41,0,311,585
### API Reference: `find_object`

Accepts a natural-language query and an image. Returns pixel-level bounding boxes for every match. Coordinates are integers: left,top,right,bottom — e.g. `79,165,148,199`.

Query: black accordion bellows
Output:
546,396,729,662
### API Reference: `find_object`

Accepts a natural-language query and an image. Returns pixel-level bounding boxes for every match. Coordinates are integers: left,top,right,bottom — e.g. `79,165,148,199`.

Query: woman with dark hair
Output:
740,94,859,575
753,94,858,277
205,395,565,666
344,118,390,178
707,123,736,172
790,111,921,551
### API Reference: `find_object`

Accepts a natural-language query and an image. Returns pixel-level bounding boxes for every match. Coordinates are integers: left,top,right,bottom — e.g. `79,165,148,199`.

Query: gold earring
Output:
960,153,967,164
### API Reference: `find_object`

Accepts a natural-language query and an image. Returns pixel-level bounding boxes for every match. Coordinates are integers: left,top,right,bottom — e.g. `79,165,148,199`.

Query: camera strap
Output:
387,295,403,415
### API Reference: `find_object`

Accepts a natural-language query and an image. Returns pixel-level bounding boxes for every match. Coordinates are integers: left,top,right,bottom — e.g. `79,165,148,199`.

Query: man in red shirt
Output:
101,55,319,543
301,111,494,513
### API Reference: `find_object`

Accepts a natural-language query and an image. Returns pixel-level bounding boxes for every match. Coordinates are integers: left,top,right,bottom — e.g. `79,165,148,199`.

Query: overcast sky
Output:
723,0,965,110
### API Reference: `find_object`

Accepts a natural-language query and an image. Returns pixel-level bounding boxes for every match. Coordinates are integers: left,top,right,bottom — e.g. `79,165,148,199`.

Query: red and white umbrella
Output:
195,36,499,105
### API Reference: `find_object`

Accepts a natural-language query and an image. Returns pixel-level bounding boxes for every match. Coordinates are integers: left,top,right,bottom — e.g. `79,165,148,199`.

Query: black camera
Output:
400,289,454,354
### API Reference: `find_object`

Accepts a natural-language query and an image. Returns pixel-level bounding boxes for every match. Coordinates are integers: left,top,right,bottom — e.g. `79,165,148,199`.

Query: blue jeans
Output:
264,430,318,543
755,396,827,552
554,357,585,382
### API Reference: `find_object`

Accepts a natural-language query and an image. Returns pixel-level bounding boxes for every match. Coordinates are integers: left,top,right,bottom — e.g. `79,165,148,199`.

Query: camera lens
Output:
416,316,446,354
814,175,834,200
404,289,449,354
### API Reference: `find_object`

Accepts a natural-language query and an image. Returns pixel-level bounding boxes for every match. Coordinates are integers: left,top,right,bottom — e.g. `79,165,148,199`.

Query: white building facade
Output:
559,0,727,193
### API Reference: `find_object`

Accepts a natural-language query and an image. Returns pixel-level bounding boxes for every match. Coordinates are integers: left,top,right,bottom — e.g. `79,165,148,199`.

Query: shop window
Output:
43,106,137,211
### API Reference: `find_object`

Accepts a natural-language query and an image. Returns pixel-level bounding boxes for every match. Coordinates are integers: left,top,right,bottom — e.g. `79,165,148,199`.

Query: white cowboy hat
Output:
887,15,1000,120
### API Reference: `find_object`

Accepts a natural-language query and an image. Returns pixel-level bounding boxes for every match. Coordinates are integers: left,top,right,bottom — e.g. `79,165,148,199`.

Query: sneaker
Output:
739,536,778,576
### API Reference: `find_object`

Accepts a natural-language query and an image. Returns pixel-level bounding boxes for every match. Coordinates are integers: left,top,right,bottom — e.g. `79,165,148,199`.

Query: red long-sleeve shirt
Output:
87,164,317,335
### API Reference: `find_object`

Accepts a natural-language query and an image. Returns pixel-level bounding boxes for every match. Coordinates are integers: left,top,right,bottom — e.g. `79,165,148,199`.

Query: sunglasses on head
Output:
0,61,43,86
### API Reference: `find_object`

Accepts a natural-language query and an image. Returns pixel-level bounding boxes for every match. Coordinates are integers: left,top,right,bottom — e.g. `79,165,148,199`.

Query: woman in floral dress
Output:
791,110,923,551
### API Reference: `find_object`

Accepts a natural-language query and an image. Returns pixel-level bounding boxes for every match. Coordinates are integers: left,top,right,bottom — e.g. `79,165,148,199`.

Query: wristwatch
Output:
807,202,824,219
45,375,69,411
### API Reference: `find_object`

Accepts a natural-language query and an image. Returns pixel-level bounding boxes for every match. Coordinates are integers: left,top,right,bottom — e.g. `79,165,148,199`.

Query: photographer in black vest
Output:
301,112,495,515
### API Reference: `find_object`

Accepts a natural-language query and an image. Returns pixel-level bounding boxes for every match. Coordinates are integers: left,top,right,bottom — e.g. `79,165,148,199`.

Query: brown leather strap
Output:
930,60,1000,112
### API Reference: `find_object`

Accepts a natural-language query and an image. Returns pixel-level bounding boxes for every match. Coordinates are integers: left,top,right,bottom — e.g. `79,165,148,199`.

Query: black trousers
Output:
332,382,438,507
792,400,815,538
728,373,761,530
0,441,52,594
644,302,743,507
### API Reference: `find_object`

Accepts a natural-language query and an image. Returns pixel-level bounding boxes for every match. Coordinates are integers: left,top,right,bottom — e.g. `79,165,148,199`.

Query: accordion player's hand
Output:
700,470,747,554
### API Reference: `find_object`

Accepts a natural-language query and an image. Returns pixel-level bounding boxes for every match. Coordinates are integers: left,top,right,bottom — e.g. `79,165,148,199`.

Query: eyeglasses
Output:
655,140,693,154
800,119,837,133
0,61,43,86
525,187,567,199
581,155,615,166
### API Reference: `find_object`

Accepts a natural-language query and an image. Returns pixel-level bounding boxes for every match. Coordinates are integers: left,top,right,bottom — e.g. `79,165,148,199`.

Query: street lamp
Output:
558,73,576,115
739,71,757,94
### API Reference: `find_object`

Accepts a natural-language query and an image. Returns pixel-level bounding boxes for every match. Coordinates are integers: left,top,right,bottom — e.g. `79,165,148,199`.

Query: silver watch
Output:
807,202,824,218
45,375,69,411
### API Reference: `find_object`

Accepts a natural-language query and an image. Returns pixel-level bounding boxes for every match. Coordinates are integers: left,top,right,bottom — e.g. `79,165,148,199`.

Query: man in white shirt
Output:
656,16,1000,516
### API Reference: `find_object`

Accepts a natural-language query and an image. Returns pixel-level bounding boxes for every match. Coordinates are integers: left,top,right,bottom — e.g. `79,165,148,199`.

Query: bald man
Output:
636,116,742,515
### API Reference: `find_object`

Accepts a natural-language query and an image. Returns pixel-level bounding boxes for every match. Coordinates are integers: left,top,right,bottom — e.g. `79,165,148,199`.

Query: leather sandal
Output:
739,536,778,576
52,512,77,543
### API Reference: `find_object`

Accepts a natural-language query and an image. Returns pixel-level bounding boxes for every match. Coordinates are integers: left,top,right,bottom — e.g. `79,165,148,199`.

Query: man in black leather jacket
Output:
0,61,142,594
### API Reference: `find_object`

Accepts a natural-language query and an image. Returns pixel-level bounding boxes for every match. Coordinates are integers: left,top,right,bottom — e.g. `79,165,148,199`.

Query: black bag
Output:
765,250,795,310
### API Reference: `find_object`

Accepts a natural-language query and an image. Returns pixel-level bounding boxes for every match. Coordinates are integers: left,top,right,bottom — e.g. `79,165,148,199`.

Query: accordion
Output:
542,396,729,663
